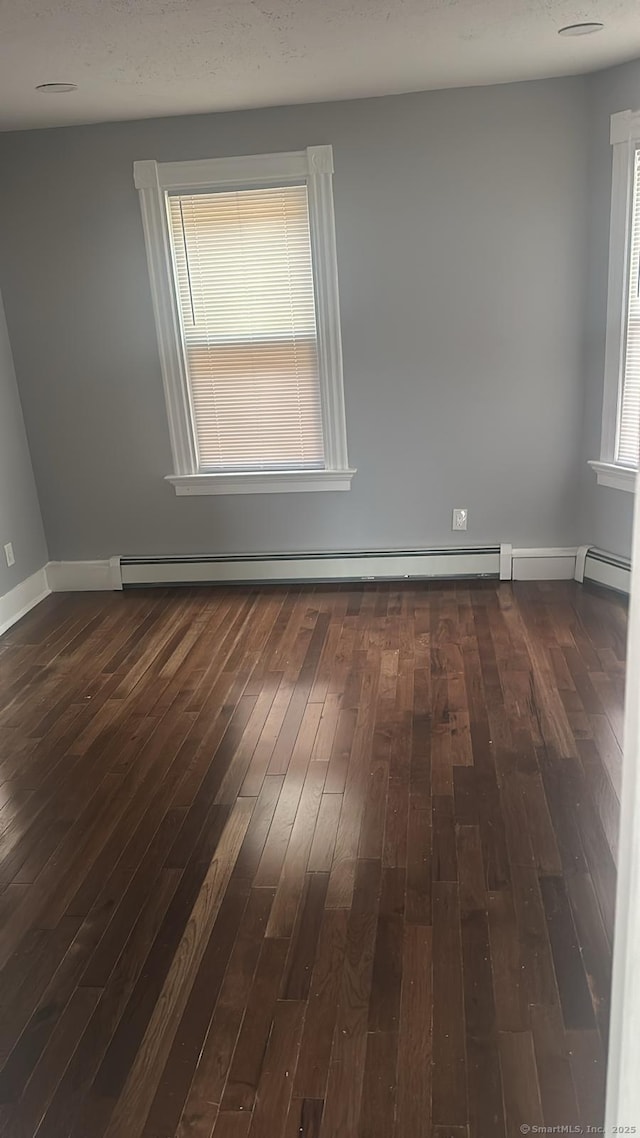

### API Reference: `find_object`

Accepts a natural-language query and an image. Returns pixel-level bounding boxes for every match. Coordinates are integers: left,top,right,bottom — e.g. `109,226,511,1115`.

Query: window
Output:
134,147,354,494
618,147,640,469
590,110,640,493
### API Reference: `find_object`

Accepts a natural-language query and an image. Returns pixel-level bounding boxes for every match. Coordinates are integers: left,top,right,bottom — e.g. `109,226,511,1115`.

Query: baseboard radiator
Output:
43,545,629,594
576,546,632,596
119,547,502,587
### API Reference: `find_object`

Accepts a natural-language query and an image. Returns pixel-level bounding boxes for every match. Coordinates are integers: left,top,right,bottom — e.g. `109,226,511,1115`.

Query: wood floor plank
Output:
510,865,558,1008
367,866,404,1033
395,924,432,1138
293,909,349,1100
281,872,329,1000
220,936,290,1113
325,661,380,910
357,729,390,861
498,1031,544,1136
539,876,595,1030
246,998,305,1138
212,1113,252,1138
432,794,457,883
461,908,505,1138
487,888,528,1034
566,1028,606,1130
405,796,432,925
432,882,467,1128
307,794,342,873
382,775,409,870
284,1097,324,1138
530,1003,580,1126
265,761,327,938
358,1030,397,1138
564,871,612,1041
319,859,380,1138
254,731,320,891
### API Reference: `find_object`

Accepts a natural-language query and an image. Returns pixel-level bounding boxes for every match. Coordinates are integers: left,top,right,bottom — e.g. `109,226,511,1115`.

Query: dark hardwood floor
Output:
0,578,626,1138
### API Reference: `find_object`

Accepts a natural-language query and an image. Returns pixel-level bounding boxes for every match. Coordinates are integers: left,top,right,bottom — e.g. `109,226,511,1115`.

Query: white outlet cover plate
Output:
452,509,468,531
4,543,15,567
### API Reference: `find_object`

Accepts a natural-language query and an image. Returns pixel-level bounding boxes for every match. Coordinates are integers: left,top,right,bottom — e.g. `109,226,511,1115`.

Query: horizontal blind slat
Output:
168,184,325,471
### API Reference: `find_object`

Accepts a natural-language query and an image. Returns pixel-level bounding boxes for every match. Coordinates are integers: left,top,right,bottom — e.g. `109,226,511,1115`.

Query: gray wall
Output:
0,79,590,561
579,58,640,560
0,289,47,596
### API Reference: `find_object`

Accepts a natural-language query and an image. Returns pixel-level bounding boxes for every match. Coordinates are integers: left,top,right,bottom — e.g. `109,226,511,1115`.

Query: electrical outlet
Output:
4,542,15,567
452,508,468,531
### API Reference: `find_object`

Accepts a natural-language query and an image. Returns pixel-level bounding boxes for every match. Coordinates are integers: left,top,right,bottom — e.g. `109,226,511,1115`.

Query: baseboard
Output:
509,547,579,581
0,567,51,637
40,545,623,593
119,547,502,587
45,558,123,592
578,547,631,596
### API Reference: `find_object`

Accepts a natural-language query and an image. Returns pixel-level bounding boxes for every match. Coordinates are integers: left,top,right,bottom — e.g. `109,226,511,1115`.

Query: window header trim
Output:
610,110,640,146
134,146,334,195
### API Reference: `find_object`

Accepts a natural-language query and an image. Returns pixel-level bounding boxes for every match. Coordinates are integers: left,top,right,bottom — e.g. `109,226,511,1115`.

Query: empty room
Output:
1,2,640,1135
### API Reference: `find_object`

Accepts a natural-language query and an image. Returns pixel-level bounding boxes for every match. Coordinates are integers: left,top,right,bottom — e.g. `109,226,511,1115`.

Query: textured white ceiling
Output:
1,0,639,131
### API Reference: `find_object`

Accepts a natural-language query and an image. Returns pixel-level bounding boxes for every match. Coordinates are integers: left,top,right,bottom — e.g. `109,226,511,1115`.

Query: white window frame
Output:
134,146,355,495
590,110,640,495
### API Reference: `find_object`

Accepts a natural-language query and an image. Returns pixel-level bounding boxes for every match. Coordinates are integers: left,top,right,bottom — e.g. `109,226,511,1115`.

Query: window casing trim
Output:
134,146,354,494
594,109,640,494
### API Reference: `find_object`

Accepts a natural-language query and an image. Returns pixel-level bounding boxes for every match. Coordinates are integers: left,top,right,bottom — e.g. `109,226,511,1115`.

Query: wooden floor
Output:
0,579,626,1138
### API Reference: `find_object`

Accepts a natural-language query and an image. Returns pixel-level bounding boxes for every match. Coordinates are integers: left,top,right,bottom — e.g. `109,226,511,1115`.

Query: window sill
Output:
589,460,637,493
166,469,356,496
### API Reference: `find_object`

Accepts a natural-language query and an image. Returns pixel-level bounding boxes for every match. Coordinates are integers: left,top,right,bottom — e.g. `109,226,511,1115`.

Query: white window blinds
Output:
618,148,640,468
167,184,325,472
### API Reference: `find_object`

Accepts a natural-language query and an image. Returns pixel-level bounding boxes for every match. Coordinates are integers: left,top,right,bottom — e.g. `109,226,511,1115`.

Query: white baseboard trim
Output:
119,547,502,586
0,567,51,637
581,547,631,595
46,557,123,592
510,547,578,581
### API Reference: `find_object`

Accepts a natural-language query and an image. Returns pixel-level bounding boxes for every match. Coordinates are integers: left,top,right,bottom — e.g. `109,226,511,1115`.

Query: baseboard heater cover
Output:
579,547,631,596
510,547,578,582
120,547,502,587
